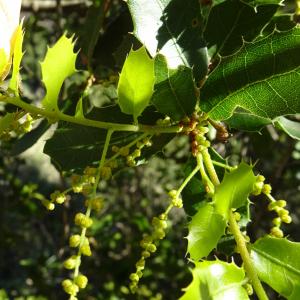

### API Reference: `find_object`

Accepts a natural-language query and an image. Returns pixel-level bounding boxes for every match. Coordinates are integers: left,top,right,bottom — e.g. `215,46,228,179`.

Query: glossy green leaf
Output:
41,35,77,112
251,236,300,298
214,163,256,220
180,261,249,300
261,14,296,37
117,47,155,120
127,0,208,81
201,27,300,123
204,0,278,56
151,54,197,121
275,116,300,140
9,24,23,94
187,203,226,261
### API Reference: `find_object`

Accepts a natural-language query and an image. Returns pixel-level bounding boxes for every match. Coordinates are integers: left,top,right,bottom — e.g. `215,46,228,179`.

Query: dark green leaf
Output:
127,0,208,81
214,163,256,220
187,203,226,261
0,113,15,134
201,27,300,123
241,0,283,8
261,14,296,37
251,236,300,298
204,0,278,56
151,54,197,121
79,1,105,64
11,120,50,155
180,261,249,300
225,108,271,132
44,105,173,172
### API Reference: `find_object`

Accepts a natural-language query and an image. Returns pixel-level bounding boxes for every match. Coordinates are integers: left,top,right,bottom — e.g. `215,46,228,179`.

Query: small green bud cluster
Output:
127,137,152,167
168,189,183,208
156,117,171,126
252,175,265,195
50,190,66,204
0,113,35,140
129,233,158,293
71,166,97,194
268,199,292,238
74,212,93,228
61,273,88,299
178,113,211,156
85,196,104,213
129,210,169,293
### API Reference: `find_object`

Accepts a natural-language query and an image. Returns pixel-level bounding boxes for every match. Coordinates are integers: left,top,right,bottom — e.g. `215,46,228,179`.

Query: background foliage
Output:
0,0,300,299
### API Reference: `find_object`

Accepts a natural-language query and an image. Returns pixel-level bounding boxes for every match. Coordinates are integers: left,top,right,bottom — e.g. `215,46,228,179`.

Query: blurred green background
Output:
0,0,299,299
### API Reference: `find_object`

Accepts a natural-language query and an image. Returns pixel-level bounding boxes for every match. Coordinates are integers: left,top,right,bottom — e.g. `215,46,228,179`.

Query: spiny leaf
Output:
117,46,155,120
251,236,300,298
151,54,197,121
180,261,249,300
187,203,226,261
127,0,208,82
214,163,256,220
41,34,77,112
201,27,300,124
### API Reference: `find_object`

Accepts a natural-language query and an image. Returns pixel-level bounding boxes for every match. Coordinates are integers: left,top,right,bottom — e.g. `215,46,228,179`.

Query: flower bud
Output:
80,244,92,256
142,251,150,258
281,215,292,224
63,255,78,270
168,190,177,198
69,234,81,248
74,274,88,289
74,213,93,228
129,273,139,282
270,227,283,238
262,184,272,195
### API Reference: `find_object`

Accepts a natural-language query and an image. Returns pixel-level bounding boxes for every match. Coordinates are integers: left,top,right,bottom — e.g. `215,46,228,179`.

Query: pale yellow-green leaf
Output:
41,34,77,112
117,46,155,120
9,24,24,94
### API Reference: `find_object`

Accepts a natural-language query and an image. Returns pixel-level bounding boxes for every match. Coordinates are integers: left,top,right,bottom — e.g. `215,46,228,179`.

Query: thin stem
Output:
196,153,215,194
73,129,114,279
201,148,220,185
0,96,180,134
212,160,235,171
105,133,149,165
229,211,269,300
176,163,201,197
